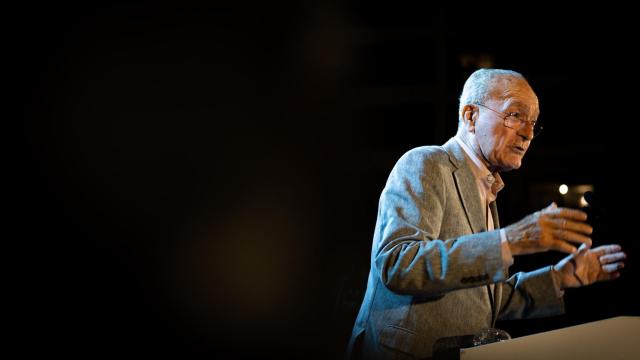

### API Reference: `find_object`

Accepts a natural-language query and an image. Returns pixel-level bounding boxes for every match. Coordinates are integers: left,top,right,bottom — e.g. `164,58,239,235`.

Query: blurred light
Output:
559,184,569,195
579,195,588,207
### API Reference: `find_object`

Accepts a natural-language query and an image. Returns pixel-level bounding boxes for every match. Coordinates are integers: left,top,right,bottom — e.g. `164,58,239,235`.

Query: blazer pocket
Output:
379,324,419,355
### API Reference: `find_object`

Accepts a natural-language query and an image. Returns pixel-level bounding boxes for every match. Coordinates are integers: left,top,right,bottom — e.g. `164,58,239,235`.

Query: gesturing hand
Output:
553,244,626,289
504,202,593,255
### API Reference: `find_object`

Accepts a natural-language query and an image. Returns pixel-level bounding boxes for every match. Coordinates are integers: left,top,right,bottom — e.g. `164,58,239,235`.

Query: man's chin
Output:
499,160,522,172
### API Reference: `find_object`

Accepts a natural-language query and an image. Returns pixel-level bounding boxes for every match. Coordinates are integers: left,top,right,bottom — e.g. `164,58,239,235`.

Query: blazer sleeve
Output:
373,148,507,296
498,266,565,320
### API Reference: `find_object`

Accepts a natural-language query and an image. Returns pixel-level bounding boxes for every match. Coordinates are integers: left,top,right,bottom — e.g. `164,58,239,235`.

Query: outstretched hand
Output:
553,243,626,289
504,202,593,255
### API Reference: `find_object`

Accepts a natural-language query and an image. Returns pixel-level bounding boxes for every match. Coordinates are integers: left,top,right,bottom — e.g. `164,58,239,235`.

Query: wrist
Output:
505,227,518,254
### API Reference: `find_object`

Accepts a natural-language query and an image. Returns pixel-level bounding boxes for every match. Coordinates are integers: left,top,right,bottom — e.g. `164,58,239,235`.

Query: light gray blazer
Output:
347,138,564,359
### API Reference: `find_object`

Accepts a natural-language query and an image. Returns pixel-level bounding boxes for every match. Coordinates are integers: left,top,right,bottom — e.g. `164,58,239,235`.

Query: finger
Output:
551,240,577,254
578,242,591,251
602,262,624,273
610,272,621,280
545,207,588,221
591,244,623,256
599,252,626,264
552,229,592,247
599,271,621,282
552,218,593,235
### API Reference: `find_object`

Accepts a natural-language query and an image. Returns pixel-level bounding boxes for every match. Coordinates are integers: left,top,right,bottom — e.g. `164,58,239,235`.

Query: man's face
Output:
474,79,539,172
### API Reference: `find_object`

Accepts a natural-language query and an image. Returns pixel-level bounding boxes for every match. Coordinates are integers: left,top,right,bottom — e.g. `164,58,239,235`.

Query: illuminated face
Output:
474,79,539,172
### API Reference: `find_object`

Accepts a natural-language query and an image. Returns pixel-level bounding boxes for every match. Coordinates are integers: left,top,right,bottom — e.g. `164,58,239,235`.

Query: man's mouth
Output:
512,145,526,154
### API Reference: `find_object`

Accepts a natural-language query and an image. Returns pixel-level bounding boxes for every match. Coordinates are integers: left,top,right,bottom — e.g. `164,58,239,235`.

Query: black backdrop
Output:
13,3,638,358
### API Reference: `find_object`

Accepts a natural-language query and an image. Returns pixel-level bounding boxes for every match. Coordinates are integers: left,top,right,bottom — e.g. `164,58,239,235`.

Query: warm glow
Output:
580,195,588,207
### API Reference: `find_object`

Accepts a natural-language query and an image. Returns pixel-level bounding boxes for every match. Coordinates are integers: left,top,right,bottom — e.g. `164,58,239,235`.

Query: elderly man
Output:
347,69,626,359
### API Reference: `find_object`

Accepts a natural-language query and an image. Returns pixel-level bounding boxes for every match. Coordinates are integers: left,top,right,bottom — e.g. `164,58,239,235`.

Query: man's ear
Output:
462,104,477,133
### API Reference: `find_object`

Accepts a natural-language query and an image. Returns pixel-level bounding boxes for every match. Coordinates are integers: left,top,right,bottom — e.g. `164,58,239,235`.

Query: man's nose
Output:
518,122,534,140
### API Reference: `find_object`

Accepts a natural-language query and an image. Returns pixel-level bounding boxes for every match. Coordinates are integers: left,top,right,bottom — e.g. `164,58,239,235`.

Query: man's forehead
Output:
491,79,539,111
489,77,531,96
507,99,538,110
502,98,540,117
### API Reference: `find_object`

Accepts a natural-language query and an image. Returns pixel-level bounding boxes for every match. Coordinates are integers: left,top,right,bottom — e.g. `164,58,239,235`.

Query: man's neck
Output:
455,132,498,174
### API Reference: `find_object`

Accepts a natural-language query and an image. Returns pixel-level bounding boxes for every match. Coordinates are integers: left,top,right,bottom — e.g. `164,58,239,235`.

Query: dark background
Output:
13,2,638,358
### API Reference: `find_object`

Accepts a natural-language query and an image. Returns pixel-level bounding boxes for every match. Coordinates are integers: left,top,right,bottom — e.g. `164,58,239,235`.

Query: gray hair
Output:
458,68,527,123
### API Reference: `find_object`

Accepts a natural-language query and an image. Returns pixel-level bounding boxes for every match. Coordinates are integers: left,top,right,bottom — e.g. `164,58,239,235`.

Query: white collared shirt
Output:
454,136,514,268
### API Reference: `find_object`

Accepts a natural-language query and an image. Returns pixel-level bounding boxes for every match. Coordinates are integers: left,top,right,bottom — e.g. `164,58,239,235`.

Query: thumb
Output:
578,242,591,251
570,243,590,261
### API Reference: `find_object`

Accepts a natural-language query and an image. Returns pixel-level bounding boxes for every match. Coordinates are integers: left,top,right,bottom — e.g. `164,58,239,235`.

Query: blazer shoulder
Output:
395,145,452,170
385,146,454,187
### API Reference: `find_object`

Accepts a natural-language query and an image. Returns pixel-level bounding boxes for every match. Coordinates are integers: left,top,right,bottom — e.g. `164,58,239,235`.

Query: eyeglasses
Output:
475,103,543,138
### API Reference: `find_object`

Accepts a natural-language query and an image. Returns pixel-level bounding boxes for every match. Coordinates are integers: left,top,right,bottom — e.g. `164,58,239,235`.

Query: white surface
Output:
460,316,640,360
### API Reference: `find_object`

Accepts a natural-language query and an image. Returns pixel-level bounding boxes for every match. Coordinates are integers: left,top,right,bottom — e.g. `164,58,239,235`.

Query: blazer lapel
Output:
489,201,505,326
453,168,486,234
443,139,486,234
489,201,500,229
445,139,504,326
